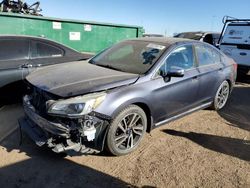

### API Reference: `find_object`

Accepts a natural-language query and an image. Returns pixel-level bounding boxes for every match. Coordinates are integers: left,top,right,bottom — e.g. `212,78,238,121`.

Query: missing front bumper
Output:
19,95,110,155
19,117,47,147
19,117,96,154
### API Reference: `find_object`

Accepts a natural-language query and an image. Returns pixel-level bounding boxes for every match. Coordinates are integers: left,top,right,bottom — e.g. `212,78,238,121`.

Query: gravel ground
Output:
0,79,249,188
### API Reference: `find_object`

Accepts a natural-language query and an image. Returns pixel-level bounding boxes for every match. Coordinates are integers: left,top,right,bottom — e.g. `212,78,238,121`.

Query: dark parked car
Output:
19,37,237,156
0,35,91,102
143,34,165,37
174,31,220,47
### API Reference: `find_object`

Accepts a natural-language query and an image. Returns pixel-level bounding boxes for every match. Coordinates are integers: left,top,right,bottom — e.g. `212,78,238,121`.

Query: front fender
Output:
0,68,28,88
95,85,153,119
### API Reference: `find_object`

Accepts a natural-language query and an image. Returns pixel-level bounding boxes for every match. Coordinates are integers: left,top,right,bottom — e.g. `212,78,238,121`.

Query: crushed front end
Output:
19,86,111,155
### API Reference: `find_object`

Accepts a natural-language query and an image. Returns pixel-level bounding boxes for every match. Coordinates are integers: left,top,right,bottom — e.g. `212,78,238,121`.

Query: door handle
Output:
20,63,33,68
192,76,198,79
240,52,247,56
35,64,42,67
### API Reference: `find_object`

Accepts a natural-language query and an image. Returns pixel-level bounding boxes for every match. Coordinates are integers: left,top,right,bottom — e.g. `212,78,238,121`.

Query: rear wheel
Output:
211,80,230,110
106,105,147,156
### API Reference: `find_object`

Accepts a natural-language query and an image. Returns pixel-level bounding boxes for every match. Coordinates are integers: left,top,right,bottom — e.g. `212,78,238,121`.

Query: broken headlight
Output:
47,92,106,117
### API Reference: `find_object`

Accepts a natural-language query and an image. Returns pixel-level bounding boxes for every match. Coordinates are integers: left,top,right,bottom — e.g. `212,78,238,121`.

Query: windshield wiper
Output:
95,64,124,72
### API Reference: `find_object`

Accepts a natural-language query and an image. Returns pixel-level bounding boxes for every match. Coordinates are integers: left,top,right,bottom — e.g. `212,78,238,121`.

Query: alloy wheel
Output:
114,113,144,150
215,81,230,110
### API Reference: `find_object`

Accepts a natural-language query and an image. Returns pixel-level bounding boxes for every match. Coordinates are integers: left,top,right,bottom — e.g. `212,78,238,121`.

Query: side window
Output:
31,41,63,58
203,34,213,45
0,39,29,61
212,49,221,63
195,45,221,66
158,45,194,75
212,34,220,45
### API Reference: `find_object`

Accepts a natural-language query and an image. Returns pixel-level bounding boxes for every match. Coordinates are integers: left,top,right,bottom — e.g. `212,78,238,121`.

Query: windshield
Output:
89,41,167,74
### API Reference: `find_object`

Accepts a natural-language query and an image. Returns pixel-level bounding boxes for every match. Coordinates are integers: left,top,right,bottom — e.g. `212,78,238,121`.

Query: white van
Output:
219,16,250,75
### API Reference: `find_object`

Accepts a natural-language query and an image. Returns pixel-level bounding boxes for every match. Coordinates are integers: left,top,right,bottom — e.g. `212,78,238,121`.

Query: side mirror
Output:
159,67,185,82
167,67,185,77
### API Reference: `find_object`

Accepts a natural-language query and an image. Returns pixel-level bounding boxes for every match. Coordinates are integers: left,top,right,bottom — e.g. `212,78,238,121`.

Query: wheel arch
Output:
133,102,154,133
226,79,232,90
110,99,154,133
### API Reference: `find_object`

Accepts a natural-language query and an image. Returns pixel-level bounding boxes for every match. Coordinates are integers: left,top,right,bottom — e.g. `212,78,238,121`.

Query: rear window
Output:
31,41,64,58
0,39,29,61
221,24,250,44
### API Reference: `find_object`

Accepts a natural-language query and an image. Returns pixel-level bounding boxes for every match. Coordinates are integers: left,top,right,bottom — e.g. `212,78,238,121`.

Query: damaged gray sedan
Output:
19,37,237,156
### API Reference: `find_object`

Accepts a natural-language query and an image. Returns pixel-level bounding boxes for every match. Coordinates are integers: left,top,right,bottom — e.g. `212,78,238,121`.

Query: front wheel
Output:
106,105,147,156
211,80,230,110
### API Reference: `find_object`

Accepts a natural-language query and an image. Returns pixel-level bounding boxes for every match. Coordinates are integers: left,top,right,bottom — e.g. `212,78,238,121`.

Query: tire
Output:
106,105,147,156
211,80,230,111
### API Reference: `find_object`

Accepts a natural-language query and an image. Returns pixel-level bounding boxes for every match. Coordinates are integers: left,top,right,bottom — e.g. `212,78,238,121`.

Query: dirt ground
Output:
0,77,249,188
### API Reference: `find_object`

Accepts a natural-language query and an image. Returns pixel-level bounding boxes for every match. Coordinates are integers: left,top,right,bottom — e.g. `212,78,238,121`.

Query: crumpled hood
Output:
26,61,139,97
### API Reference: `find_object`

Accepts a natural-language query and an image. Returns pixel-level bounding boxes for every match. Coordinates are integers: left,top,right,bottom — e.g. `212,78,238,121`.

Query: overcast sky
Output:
26,0,250,36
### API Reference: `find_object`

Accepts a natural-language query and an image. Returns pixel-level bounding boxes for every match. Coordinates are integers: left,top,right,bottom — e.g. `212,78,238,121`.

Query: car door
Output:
149,44,200,123
194,44,223,103
0,38,30,88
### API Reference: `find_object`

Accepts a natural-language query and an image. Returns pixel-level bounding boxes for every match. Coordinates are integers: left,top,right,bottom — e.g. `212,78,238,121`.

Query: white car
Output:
174,31,220,47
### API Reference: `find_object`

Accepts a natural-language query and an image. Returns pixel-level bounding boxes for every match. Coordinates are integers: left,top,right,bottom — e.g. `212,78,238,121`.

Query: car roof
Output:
228,21,250,25
0,34,60,43
129,37,193,46
0,34,81,52
176,31,220,35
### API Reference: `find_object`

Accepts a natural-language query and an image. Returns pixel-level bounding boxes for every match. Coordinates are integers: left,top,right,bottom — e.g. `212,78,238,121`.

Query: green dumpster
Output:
0,12,144,53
